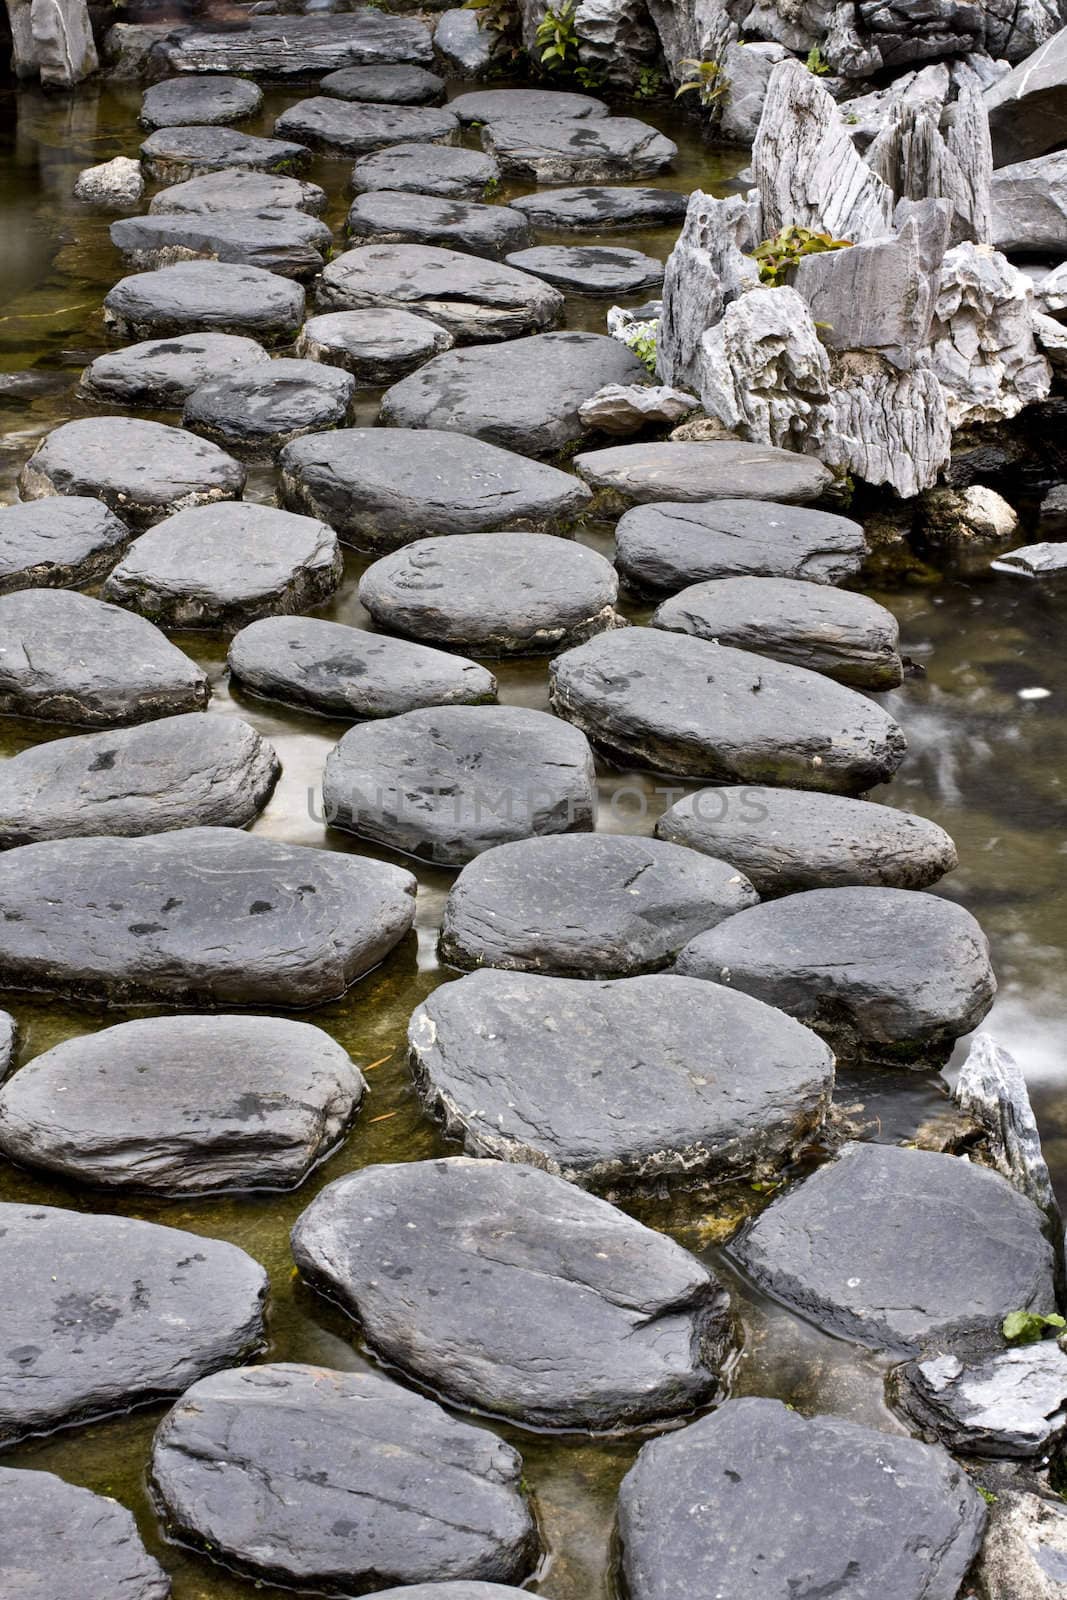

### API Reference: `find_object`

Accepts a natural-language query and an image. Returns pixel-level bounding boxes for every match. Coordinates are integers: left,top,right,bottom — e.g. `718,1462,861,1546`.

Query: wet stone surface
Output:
574,442,834,509
140,125,311,184
140,75,263,130
103,260,305,346
319,63,445,103
508,184,689,230
275,96,459,156
890,1342,1067,1457
504,245,665,296
481,116,677,182
182,359,355,457
346,189,531,260
350,141,500,198
160,12,434,74
149,168,327,216
78,332,270,408
109,209,333,280
0,1466,171,1600
448,88,609,125
296,307,454,382
0,495,131,594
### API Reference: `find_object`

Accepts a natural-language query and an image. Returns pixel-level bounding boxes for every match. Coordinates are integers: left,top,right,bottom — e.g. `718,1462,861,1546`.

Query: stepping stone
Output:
19,415,244,527
352,141,499,198
482,115,677,181
411,969,832,1186
505,244,664,295
318,244,562,342
656,787,959,896
323,704,596,865
150,167,327,216
358,531,623,655
575,441,833,509
0,827,416,1006
616,1397,987,1600
0,1467,170,1600
0,1202,267,1446
0,1015,364,1194
346,189,530,260
296,307,453,382
509,184,689,231
890,1343,1067,1458
162,12,435,75
615,498,867,592
79,332,269,408
140,73,263,129
676,886,995,1061
379,330,645,455
0,589,207,726
732,1142,1057,1353
275,97,458,156
229,614,496,717
292,1157,734,1428
104,261,305,347
549,629,907,792
320,62,445,103
103,502,342,631
110,209,332,279
439,833,758,976
448,87,609,125
0,712,278,847
992,540,1067,590
151,1363,538,1591
0,496,130,594
140,126,311,185
651,576,904,689
280,427,590,552
183,359,355,457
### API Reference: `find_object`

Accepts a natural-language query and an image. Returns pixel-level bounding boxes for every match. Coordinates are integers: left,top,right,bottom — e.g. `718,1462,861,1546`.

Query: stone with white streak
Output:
698,286,832,454
985,26,1067,165
930,242,1051,426
891,1343,1067,1457
8,0,97,86
867,84,993,247
578,384,697,435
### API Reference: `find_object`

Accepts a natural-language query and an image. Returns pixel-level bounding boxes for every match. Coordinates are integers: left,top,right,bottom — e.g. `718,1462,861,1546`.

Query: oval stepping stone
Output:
890,1342,1067,1457
657,787,958,895
575,441,833,509
439,833,758,976
449,87,608,124
19,415,244,528
104,260,305,346
150,167,327,216
140,125,311,184
183,359,355,457
320,62,445,103
346,189,530,260
79,332,269,408
732,1142,1057,1353
318,244,562,342
110,209,332,279
0,1202,267,1446
292,1157,734,1428
550,629,907,793
0,1015,364,1194
482,115,677,181
280,427,591,552
0,496,130,594
140,74,263,129
359,532,623,655
617,1397,987,1600
276,97,458,156
151,1364,538,1591
0,589,207,727
323,704,596,865
0,1467,170,1600
296,307,453,382
162,11,434,74
352,141,499,198
103,502,342,631
508,184,689,231
505,244,664,295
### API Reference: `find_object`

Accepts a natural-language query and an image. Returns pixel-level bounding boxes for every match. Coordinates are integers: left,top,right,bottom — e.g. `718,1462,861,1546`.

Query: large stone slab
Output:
320,62,445,104
104,261,305,346
985,29,1067,165
183,359,355,457
448,87,608,124
504,244,664,296
993,150,1067,253
482,115,677,181
275,97,458,156
351,141,499,198
162,13,434,75
110,209,332,279
346,189,530,260
0,495,130,594
508,184,688,231
0,1467,170,1600
79,332,270,408
291,1157,734,1428
140,126,311,185
140,74,262,129
296,307,453,382
891,1343,1067,1457
149,168,327,217
574,442,833,510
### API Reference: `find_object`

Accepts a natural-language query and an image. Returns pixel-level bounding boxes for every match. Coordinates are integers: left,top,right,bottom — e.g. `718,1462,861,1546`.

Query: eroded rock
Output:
0,495,130,594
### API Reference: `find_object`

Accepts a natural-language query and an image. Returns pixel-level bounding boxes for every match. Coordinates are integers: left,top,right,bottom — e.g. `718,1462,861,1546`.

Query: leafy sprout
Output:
675,58,729,107
753,224,853,286
1002,1309,1067,1345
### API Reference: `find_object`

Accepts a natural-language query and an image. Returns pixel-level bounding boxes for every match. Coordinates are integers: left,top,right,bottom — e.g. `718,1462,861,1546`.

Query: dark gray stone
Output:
104,261,305,347
575,442,834,510
0,1202,267,1446
0,495,130,594
140,126,311,185
275,97,458,156
985,31,1067,166
109,209,332,279
448,87,608,124
433,8,495,77
151,1363,538,1590
149,168,327,217
140,74,263,130
183,359,354,456
504,244,664,296
161,13,435,75
353,1589,532,1599
79,332,269,408
0,1467,170,1600
291,1157,734,1428
891,1343,1067,1457
351,141,500,199
482,116,677,182
346,189,530,260
508,185,689,231
296,308,453,382
320,63,445,103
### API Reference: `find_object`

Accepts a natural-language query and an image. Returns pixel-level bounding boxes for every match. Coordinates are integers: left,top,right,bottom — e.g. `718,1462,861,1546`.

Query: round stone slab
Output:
0,1015,364,1194
18,416,244,528
889,1342,1067,1457
183,360,355,457
275,97,458,155
109,209,332,279
0,495,130,594
504,245,664,296
79,332,270,408
296,307,453,382
140,74,263,129
104,261,305,347
0,1467,170,1600
576,442,833,510
351,141,499,198
656,787,959,895
323,704,596,865
731,1142,1057,1353
150,168,327,216
151,1363,538,1591
359,532,622,655
0,1202,267,1446
0,589,207,727
448,87,609,125
439,834,758,976
616,1397,987,1600
676,885,995,1061
140,125,311,184
508,185,689,231
549,629,907,792
320,63,445,103
228,614,496,718
346,189,530,260
0,827,416,1006
482,115,677,182
291,1157,734,1428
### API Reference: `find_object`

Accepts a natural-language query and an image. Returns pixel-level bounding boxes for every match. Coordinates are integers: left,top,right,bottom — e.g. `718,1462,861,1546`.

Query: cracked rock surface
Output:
0,494,131,593
890,1341,1067,1456
0,1466,171,1600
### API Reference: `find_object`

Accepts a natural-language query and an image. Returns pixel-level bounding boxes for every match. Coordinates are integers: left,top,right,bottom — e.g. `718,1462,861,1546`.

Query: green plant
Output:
633,65,663,99
574,62,606,90
536,1,581,71
842,109,858,124
482,176,501,200
805,44,830,74
753,224,853,285
1002,1309,1067,1345
977,1486,997,1505
675,57,729,106
464,0,519,34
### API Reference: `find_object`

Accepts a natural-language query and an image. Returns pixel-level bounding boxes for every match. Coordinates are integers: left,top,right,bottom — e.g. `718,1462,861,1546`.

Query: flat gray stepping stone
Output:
275,97,458,156
0,496,130,594
676,886,995,1061
352,141,499,198
358,531,623,655
19,415,244,527
140,74,263,129
509,185,689,231
140,125,311,184
482,115,677,181
103,502,342,631
151,1363,538,1591
150,167,327,216
292,1157,734,1428
575,442,833,509
505,244,664,295
324,704,596,865
732,1142,1057,1353
549,629,906,792
449,87,608,125
79,332,269,408
0,1015,364,1194
280,427,590,552
296,307,453,382
615,498,867,592
110,209,332,279
162,12,434,75
652,576,903,689
439,833,758,976
0,712,277,847
0,1467,170,1600
617,1397,987,1600
657,787,958,895
104,261,305,346
0,589,207,726
0,826,416,1006
183,359,355,457
346,189,530,259
992,541,1067,589
319,244,561,343
379,329,644,455
320,62,445,103
890,1343,1067,1457
0,1202,267,1446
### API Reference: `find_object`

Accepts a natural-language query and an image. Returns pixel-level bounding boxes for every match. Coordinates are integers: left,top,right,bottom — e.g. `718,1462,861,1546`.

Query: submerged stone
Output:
504,244,665,295
140,125,310,185
79,332,269,408
275,96,458,156
351,141,499,198
890,1343,1067,1457
508,185,689,231
183,359,354,457
149,168,327,216
574,442,833,509
104,260,305,346
296,307,453,382
346,189,530,259
109,209,331,279
320,63,445,104
482,115,677,182
0,495,130,594
140,74,262,130
0,1467,171,1600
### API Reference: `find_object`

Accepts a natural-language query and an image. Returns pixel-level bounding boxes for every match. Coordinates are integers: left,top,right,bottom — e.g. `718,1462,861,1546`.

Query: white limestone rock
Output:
656,190,758,391
698,285,832,453
822,357,952,498
578,383,697,434
867,83,994,247
930,241,1052,426
74,156,143,207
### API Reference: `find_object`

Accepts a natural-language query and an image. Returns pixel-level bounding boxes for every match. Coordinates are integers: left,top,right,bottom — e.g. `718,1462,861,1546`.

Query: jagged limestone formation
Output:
7,0,97,85
930,242,1051,425
656,192,757,390
698,286,831,452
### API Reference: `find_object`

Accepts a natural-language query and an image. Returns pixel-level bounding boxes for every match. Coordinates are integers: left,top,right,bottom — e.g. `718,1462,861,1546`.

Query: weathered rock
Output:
320,62,445,103
573,440,833,509
109,209,332,279
291,1157,733,1428
449,87,608,124
346,189,530,259
351,141,499,198
822,357,953,497
161,12,434,75
792,214,943,368
433,7,496,76
104,261,304,347
503,244,664,296
698,285,833,453
482,115,677,182
1036,308,1067,370
8,0,97,87
656,190,759,392
508,185,688,231
274,97,459,156
0,1467,170,1600
73,155,143,208
0,1013,13,1074
868,83,994,248
296,308,453,382
183,359,354,457
972,1490,1067,1599
994,151,1067,252
578,383,697,435
719,39,790,144
79,332,269,409
985,28,1067,165
930,242,1051,426
140,126,311,185
140,75,263,130
992,540,1067,587
149,167,327,217
891,1343,1067,1457
0,495,130,594
347,1589,533,1600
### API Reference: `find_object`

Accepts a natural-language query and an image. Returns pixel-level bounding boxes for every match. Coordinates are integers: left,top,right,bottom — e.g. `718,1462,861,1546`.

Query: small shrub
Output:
675,57,729,107
633,66,664,100
536,1,581,72
753,224,853,286
464,0,519,33
1002,1309,1067,1345
805,44,830,74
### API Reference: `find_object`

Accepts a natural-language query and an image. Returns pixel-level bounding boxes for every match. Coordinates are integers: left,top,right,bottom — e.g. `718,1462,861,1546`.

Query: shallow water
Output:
0,70,1064,1599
